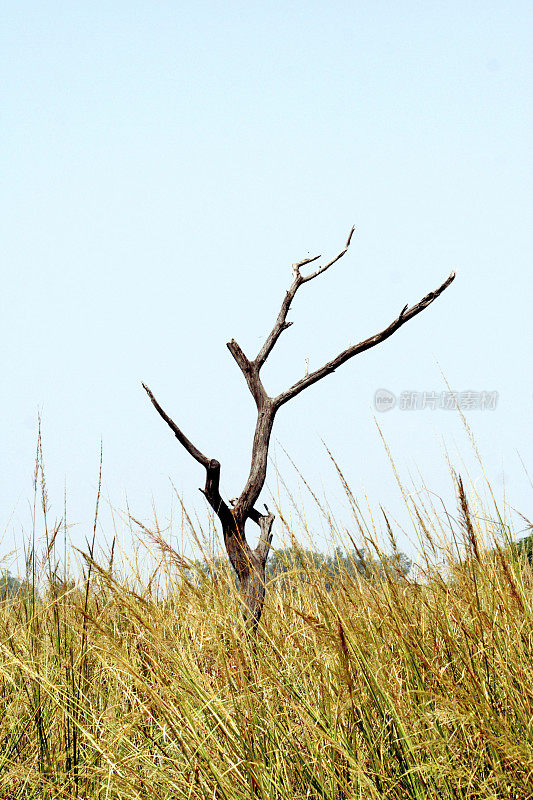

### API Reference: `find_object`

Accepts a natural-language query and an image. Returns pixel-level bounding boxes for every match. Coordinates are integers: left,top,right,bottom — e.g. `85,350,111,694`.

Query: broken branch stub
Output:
143,229,455,630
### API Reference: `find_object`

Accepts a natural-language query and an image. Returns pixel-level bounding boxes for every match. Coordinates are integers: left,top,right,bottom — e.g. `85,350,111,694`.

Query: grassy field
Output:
1,443,532,799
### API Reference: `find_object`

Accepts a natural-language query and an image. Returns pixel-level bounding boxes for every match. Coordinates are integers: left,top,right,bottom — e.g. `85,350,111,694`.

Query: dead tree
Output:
143,228,455,629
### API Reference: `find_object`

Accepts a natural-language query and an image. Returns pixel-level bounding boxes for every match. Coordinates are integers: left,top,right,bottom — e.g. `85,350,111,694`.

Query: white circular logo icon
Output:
374,389,396,412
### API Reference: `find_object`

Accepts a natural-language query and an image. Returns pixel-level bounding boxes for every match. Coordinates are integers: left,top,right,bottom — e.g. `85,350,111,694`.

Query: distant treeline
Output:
0,571,22,598
517,532,533,564
193,529,533,586
266,546,412,587
190,545,412,589
2,531,531,598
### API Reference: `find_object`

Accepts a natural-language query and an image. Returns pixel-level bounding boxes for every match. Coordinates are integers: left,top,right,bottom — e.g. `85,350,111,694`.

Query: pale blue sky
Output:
1,2,532,567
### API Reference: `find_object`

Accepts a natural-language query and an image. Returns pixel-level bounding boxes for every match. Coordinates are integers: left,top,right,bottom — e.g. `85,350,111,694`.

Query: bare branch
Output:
255,227,355,369
232,404,275,524
293,253,321,270
255,509,275,566
345,225,355,248
142,383,231,522
226,339,251,374
142,383,210,468
254,281,300,369
274,270,456,408
225,339,275,520
301,225,355,283
226,339,267,407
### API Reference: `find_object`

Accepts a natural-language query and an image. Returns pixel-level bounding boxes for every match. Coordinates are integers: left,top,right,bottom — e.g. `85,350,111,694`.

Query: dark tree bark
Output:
143,228,455,630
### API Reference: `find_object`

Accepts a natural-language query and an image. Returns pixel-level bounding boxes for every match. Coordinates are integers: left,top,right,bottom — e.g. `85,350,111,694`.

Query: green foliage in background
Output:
516,531,533,564
0,571,21,599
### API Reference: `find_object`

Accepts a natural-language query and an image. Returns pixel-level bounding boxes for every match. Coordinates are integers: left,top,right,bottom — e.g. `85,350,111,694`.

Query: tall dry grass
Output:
0,434,532,798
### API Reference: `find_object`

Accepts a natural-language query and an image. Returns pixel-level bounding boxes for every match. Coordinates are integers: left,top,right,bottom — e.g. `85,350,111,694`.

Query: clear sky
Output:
1,2,532,569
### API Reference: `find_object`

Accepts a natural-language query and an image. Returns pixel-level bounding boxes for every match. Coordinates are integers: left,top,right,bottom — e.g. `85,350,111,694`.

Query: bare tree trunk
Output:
222,512,275,628
143,228,455,630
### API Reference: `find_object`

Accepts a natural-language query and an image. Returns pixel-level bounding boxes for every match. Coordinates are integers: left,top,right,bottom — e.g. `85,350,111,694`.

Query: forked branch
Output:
224,229,454,522
273,269,456,408
254,226,355,369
